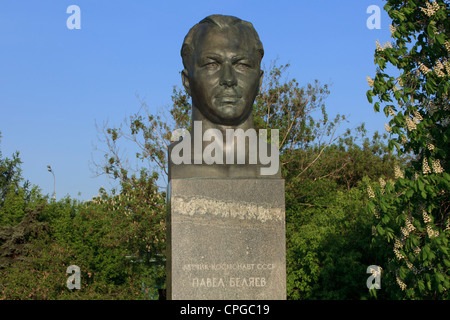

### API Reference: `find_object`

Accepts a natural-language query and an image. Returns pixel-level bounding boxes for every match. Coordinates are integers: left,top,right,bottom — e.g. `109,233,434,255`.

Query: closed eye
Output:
203,61,220,70
236,63,250,69
234,61,252,71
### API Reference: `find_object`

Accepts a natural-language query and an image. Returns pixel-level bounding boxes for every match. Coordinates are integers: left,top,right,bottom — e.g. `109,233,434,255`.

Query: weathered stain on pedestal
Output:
166,179,286,300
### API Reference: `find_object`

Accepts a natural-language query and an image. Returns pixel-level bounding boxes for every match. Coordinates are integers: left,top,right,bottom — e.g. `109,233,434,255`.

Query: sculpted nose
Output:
220,63,237,87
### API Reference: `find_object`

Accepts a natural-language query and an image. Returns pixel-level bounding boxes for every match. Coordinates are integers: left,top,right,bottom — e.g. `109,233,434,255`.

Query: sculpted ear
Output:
181,69,191,96
258,70,264,93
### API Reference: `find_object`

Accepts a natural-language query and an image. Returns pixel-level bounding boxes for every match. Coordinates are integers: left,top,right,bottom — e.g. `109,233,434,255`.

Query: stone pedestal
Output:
166,179,286,300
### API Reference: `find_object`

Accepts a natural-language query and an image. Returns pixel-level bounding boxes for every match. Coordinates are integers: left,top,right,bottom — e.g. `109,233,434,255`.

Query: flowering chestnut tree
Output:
366,0,449,299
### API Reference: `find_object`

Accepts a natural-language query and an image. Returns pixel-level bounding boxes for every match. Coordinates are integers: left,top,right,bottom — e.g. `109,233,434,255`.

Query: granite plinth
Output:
166,178,286,300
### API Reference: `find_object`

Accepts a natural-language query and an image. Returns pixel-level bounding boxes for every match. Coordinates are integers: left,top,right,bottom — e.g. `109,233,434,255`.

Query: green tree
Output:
1,187,165,300
85,170,166,298
366,0,449,299
0,131,44,227
1,131,166,299
285,131,403,299
0,131,22,205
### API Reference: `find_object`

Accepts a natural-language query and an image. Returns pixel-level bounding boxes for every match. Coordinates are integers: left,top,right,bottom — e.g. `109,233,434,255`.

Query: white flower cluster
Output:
431,159,444,173
420,1,440,17
367,185,375,198
389,24,397,35
445,41,450,53
427,224,440,238
396,276,407,291
376,39,383,51
401,216,416,237
422,210,432,224
397,77,404,87
419,62,431,75
379,177,386,194
388,107,396,116
406,117,417,131
394,237,404,249
384,123,392,132
394,247,406,260
426,141,435,151
435,60,446,78
393,235,407,262
375,40,392,51
445,60,450,75
423,157,432,174
366,76,374,87
414,246,422,255
394,165,404,179
413,110,423,122
383,41,393,49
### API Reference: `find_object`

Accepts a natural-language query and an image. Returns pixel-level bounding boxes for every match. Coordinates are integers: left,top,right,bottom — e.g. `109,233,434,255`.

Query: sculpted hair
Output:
181,14,264,71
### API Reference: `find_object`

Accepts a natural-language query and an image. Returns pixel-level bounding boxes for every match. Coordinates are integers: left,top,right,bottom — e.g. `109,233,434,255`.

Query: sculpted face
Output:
182,26,263,126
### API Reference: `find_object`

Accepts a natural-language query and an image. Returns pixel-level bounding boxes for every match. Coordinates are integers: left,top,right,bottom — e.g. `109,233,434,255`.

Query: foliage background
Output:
1,0,448,300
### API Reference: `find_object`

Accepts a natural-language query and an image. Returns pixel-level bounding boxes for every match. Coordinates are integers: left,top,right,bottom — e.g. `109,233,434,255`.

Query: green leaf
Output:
443,172,450,181
367,201,375,214
444,259,450,268
386,228,394,241
422,249,428,261
427,21,437,39
367,90,374,104
406,189,414,198
379,197,386,210
374,101,380,112
436,273,445,282
421,190,427,199
418,279,425,292
376,224,385,236
417,179,425,192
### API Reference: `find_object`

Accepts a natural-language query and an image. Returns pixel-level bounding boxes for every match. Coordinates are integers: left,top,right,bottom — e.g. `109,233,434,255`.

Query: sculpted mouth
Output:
217,94,239,97
216,94,241,103
219,98,239,105
219,96,238,100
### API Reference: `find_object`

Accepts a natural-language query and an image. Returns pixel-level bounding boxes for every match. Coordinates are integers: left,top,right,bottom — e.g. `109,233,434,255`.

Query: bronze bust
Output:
168,15,280,180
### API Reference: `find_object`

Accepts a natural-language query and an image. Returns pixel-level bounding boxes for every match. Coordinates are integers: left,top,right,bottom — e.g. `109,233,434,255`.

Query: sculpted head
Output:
181,15,264,126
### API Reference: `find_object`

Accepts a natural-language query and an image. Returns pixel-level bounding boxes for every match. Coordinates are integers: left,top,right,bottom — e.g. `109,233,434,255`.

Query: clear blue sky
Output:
0,0,393,201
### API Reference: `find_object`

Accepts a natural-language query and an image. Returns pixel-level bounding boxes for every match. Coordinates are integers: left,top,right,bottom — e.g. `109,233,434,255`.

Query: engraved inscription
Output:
191,277,267,288
192,277,226,288
184,262,275,288
229,277,266,287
